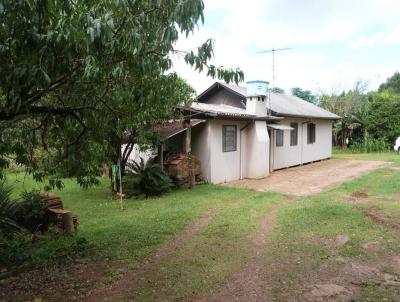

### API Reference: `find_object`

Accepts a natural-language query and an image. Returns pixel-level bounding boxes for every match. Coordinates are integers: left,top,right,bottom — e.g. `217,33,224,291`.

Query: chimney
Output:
245,80,269,116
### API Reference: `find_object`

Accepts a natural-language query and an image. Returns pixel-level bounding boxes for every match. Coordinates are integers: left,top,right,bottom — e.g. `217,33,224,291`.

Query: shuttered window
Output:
223,125,237,152
307,123,316,144
276,129,284,147
290,123,298,146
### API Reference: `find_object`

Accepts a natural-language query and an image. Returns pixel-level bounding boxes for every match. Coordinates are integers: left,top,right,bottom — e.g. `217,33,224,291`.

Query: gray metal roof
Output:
178,102,282,121
205,82,340,120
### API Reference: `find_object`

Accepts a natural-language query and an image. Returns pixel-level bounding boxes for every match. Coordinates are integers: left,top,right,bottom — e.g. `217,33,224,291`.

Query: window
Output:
223,125,237,152
307,123,316,144
276,129,284,147
290,123,298,146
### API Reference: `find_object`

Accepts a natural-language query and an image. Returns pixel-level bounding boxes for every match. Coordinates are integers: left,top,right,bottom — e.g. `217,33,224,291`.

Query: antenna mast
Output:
257,47,291,117
257,47,291,89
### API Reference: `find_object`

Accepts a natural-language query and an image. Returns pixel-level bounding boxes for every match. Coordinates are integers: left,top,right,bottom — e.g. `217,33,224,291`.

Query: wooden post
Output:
184,119,191,154
117,157,123,210
184,119,195,188
158,144,164,170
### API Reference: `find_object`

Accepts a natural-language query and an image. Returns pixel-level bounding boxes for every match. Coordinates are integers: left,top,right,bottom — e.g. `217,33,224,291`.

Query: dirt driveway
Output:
225,159,388,196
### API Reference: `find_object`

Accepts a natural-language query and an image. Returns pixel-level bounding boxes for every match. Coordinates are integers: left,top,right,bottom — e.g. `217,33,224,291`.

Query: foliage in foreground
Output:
0,178,89,270
0,0,244,188
0,232,88,270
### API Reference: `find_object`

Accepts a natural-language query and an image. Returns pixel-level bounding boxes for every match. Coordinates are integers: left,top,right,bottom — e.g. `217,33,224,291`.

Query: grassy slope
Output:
265,167,400,301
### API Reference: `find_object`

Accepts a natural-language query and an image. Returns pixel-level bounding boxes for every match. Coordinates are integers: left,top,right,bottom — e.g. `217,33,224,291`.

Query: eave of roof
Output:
272,112,341,120
177,104,282,122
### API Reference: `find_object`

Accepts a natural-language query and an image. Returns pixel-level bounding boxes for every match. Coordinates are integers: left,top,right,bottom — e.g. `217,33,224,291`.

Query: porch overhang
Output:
155,119,206,140
267,124,294,131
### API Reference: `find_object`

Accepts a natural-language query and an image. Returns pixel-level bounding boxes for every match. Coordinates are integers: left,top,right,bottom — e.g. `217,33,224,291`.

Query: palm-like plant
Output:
0,180,24,236
126,158,173,197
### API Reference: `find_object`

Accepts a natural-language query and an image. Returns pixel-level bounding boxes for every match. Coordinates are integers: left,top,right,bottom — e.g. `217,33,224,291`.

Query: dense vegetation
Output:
319,74,400,152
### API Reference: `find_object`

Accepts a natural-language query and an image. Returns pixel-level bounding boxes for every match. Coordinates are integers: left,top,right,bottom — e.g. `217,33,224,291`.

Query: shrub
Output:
126,158,173,197
17,190,49,233
0,233,31,268
0,232,89,269
0,180,48,236
0,179,24,236
349,138,390,153
0,181,88,271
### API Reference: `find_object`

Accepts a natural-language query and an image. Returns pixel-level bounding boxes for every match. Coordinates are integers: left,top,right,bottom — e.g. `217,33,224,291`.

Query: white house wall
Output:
192,119,270,184
207,119,248,183
271,117,333,170
301,119,333,164
245,121,270,179
191,123,212,181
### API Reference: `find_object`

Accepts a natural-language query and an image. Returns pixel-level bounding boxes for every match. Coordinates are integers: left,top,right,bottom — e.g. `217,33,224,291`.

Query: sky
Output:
171,0,400,95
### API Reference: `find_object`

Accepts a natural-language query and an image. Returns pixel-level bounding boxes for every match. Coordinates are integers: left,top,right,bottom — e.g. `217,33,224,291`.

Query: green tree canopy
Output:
366,91,400,144
271,87,285,94
0,0,243,186
378,72,400,93
319,82,367,146
291,87,318,104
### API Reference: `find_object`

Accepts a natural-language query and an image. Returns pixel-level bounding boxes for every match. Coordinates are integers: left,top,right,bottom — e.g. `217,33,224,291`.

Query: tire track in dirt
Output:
85,209,218,302
198,197,291,302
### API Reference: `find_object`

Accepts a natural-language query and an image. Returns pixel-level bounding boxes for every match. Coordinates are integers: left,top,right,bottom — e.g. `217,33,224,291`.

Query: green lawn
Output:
5,172,281,264
333,148,400,163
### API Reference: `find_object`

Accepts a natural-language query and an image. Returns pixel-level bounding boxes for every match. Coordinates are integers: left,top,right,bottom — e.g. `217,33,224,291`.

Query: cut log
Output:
62,211,75,234
41,193,78,233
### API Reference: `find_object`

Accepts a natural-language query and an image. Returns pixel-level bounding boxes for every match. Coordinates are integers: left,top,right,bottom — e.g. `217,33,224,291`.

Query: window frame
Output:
290,122,298,146
307,123,316,144
276,129,284,147
222,125,237,152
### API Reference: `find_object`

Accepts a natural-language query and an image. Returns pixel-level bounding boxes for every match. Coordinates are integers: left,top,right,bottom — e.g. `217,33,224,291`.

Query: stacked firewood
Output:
41,192,63,209
165,154,202,186
40,193,78,234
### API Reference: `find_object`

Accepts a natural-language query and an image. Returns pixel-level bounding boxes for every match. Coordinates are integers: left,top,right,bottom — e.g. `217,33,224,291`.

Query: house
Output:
129,80,340,184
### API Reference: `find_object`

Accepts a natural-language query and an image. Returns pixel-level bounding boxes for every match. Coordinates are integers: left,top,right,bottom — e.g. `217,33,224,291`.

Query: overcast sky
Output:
171,0,400,95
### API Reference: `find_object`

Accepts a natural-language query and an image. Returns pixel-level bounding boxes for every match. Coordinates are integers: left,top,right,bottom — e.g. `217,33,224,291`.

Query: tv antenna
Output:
257,48,291,89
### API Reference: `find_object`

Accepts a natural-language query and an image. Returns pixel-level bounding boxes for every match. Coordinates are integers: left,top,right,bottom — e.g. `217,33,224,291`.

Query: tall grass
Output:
349,138,390,153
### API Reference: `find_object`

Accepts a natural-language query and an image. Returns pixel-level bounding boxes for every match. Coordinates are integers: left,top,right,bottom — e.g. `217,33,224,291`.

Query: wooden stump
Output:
62,211,75,235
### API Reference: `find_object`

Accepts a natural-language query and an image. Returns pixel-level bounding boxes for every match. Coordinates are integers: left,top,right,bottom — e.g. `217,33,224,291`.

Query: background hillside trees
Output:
291,87,318,104
378,72,400,93
366,91,400,144
319,76,400,150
